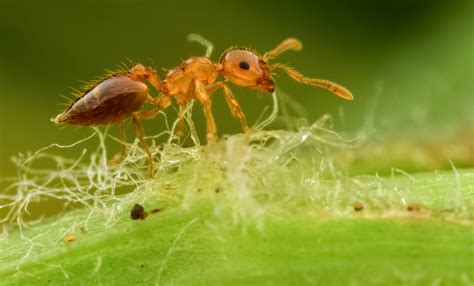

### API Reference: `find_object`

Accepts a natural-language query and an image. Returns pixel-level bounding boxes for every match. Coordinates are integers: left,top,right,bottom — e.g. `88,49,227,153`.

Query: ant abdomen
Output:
55,75,148,126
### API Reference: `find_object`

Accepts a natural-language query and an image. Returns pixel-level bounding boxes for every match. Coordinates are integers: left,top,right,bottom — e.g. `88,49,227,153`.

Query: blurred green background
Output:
0,0,472,185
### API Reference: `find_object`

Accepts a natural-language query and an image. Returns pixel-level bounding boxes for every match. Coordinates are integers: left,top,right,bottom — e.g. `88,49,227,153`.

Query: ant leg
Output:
205,82,249,134
131,114,154,178
263,38,303,61
129,64,162,91
175,104,187,137
272,63,353,100
194,80,217,142
204,82,222,95
222,85,250,133
153,94,172,110
109,120,127,165
134,108,159,120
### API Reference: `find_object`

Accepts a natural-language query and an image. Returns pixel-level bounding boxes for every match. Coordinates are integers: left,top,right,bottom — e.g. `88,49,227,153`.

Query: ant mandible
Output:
53,35,353,178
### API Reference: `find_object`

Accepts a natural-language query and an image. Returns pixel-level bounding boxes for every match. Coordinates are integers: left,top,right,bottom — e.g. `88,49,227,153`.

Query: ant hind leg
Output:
109,120,127,165
175,104,187,138
131,114,154,178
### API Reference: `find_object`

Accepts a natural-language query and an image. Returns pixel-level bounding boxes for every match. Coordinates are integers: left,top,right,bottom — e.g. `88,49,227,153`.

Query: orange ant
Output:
53,35,353,178
154,36,353,143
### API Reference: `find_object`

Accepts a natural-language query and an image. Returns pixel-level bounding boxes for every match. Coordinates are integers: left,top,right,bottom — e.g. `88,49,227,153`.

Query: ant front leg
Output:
206,82,250,134
222,84,250,134
194,80,217,143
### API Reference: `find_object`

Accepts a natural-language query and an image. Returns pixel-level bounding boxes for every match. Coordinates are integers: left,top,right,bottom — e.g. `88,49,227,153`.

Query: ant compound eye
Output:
239,61,250,70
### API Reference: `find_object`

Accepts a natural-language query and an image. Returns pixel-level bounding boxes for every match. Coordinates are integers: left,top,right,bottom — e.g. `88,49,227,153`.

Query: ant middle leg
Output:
194,80,217,142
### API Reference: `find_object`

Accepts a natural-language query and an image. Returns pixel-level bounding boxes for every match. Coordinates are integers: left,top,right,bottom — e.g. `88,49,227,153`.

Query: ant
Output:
53,35,353,178
154,36,353,142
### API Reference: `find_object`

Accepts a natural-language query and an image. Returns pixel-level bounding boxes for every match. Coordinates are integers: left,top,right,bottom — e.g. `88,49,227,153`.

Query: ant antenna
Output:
187,34,214,58
264,38,302,61
272,63,353,100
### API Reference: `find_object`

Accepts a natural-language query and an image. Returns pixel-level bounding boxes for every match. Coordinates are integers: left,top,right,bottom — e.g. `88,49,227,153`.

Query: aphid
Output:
155,36,353,141
53,64,162,178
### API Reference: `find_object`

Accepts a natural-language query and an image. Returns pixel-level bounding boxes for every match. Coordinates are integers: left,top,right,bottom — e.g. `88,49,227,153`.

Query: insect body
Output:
54,36,353,178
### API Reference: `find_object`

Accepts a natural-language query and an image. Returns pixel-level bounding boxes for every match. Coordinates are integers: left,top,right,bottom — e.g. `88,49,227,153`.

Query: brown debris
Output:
407,204,422,212
130,204,162,220
64,235,76,242
353,203,364,212
131,204,148,220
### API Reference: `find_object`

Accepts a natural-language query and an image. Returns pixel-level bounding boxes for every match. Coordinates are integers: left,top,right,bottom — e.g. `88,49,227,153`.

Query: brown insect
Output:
54,36,353,178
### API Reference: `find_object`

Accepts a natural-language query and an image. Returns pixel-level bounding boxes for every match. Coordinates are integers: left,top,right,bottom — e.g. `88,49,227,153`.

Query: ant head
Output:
218,48,274,93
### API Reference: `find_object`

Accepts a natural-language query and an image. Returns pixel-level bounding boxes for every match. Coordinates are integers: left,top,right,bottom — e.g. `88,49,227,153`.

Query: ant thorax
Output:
162,57,218,96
